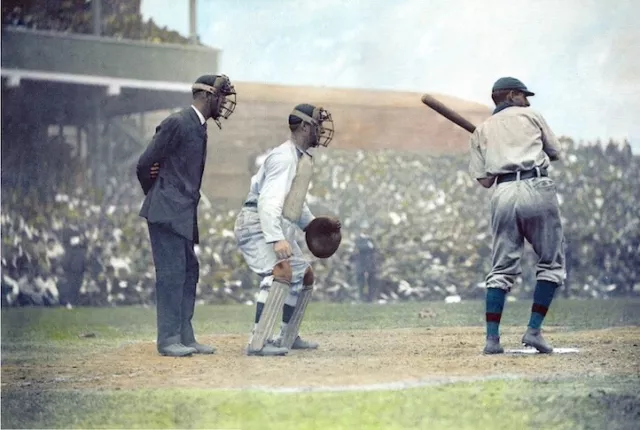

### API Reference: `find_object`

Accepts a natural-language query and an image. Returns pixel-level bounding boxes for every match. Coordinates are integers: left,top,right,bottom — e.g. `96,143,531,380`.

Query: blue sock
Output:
528,280,558,329
486,288,507,337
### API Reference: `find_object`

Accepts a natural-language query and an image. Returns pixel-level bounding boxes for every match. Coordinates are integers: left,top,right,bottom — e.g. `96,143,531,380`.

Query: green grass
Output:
3,298,640,345
2,375,639,429
2,298,640,429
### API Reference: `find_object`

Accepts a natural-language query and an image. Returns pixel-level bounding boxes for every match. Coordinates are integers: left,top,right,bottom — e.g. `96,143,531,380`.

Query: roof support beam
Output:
1,68,192,93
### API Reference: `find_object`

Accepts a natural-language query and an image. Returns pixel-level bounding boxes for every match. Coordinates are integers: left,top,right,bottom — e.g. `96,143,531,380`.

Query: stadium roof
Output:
1,27,218,122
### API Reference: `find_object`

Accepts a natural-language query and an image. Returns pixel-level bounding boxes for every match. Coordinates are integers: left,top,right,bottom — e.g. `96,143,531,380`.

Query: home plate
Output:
505,347,580,355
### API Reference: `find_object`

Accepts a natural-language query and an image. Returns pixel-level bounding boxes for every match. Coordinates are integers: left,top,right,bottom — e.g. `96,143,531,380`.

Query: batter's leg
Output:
484,287,506,354
483,184,524,353
520,178,565,353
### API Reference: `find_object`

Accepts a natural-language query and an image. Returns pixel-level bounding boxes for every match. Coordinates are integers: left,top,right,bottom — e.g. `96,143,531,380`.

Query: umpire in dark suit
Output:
136,75,237,357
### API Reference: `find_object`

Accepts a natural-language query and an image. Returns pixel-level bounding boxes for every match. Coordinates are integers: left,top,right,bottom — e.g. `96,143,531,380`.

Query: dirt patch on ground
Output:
3,326,639,391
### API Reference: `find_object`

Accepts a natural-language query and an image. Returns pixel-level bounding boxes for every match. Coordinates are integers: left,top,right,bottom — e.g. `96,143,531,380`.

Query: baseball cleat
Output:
246,342,289,357
291,336,319,350
483,335,504,354
522,328,553,353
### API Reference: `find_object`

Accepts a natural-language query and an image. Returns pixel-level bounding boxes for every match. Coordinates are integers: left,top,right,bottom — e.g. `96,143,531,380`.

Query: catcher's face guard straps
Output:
192,75,237,123
291,106,334,147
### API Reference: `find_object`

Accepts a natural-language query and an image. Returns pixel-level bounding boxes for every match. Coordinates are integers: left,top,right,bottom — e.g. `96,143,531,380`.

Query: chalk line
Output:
223,373,553,394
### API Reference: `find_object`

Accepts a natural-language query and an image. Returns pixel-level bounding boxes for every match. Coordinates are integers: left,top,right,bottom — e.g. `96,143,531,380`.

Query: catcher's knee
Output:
273,261,292,285
303,267,314,286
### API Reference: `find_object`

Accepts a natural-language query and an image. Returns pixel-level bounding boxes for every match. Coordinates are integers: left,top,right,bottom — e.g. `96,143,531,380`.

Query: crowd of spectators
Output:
2,0,195,44
2,138,638,307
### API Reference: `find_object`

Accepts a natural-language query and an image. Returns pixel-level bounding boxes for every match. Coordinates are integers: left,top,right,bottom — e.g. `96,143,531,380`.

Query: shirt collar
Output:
492,101,516,115
191,105,206,125
291,140,313,158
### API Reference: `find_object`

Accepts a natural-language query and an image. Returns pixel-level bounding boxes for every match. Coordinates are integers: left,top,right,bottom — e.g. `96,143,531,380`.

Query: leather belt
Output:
496,167,548,184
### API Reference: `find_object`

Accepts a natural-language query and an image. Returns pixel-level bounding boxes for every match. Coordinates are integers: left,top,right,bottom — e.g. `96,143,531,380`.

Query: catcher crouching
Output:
233,103,341,356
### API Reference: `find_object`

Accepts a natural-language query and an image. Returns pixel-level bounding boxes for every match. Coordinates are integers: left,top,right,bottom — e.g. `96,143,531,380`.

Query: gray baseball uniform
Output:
469,106,566,291
234,140,314,296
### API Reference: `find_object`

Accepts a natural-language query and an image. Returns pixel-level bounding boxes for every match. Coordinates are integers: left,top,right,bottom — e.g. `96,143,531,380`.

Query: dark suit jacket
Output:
137,107,207,243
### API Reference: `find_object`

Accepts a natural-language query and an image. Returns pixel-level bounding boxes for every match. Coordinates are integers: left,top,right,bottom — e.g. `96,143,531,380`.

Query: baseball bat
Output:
421,93,477,134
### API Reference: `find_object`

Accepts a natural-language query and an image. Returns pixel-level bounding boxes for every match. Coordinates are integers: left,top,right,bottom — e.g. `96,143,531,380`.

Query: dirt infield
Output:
3,326,639,392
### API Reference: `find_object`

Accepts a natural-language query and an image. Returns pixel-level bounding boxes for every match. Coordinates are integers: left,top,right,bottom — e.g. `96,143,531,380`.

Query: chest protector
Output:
282,153,314,222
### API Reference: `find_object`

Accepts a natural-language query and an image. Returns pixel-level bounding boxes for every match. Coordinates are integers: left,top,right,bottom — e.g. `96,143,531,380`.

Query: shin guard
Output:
281,286,313,349
248,281,288,351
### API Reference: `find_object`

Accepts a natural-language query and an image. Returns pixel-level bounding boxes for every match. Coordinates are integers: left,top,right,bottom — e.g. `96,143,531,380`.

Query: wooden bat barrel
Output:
421,94,477,134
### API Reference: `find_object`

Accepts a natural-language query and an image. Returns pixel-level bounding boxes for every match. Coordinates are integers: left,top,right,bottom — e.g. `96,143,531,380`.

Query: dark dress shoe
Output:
184,342,216,354
158,343,197,357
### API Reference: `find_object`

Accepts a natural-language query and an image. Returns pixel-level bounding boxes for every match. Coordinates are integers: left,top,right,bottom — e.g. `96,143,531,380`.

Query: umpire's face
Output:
209,92,226,120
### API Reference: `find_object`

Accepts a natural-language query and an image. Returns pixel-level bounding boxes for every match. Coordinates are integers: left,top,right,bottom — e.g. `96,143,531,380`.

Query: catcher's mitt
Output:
305,217,342,258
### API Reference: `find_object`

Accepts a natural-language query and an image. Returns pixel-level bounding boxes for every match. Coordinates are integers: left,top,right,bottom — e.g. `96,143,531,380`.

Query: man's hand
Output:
273,240,293,260
150,162,160,179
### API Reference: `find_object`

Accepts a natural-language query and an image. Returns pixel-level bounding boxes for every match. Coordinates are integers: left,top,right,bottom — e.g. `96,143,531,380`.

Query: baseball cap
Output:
492,77,535,96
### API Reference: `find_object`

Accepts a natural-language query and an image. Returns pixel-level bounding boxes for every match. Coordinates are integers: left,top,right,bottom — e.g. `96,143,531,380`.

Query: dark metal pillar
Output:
189,0,197,44
90,95,103,188
76,125,84,189
92,0,102,36
140,112,146,137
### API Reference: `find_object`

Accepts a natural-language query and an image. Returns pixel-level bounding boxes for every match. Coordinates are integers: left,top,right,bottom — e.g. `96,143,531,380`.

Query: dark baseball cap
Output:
492,77,535,96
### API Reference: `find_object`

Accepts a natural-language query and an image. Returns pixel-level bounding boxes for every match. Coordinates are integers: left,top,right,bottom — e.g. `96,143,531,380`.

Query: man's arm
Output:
533,112,561,162
257,151,297,243
298,202,315,231
468,131,495,188
136,116,181,194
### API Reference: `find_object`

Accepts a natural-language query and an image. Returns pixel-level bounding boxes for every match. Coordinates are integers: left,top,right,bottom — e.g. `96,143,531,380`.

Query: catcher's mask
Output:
290,105,334,147
192,74,237,128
